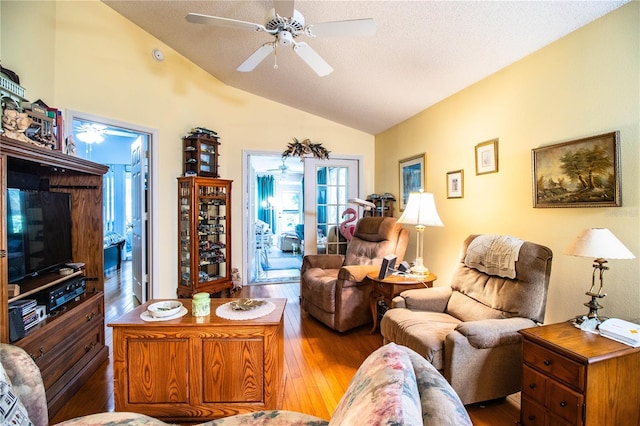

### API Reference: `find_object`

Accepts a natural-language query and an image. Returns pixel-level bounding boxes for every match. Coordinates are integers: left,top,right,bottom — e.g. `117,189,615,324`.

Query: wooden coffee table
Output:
368,271,436,332
108,298,286,422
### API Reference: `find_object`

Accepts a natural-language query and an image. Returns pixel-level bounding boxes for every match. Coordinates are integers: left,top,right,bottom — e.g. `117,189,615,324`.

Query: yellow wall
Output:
1,0,374,297
376,3,640,324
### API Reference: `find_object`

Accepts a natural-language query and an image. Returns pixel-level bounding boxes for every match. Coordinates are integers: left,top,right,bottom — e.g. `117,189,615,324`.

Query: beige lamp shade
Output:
564,228,635,260
398,192,444,227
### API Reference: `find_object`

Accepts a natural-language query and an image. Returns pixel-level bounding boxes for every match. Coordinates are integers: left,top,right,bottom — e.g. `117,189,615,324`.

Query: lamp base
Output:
574,292,608,328
410,258,430,277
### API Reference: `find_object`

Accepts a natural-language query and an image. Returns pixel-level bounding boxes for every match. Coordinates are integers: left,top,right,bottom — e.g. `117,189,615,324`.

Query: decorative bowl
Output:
147,301,183,318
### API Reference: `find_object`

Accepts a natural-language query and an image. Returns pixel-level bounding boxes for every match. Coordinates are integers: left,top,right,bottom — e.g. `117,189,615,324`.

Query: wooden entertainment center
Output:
0,135,109,419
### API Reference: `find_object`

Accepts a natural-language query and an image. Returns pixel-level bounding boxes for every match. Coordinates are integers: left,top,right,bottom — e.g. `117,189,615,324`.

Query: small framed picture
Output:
399,153,426,210
446,170,464,199
475,138,499,175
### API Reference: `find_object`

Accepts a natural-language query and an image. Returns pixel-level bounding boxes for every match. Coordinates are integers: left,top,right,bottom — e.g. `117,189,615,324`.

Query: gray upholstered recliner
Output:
300,216,409,332
381,234,552,405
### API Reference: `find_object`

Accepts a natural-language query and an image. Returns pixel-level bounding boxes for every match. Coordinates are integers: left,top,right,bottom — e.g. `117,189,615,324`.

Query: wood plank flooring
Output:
51,261,520,425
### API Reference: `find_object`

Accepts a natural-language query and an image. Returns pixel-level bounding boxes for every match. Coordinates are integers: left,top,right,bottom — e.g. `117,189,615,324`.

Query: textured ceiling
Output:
102,0,628,135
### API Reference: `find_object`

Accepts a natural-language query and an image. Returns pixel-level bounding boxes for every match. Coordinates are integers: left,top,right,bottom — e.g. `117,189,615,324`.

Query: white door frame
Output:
65,110,159,299
242,150,363,285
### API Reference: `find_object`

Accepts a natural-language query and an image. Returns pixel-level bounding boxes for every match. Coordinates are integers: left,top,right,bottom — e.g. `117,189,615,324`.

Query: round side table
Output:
367,271,437,333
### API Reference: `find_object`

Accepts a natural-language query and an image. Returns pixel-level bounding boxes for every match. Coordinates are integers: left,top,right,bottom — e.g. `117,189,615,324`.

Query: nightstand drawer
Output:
548,380,583,425
522,364,547,405
521,396,547,426
523,340,585,391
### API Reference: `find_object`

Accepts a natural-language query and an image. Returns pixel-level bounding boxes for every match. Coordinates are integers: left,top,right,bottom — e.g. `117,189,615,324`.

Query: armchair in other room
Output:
300,216,409,332
381,234,552,405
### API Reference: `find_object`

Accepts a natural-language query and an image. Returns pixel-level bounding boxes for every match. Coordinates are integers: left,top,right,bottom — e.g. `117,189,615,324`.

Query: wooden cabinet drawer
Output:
371,280,393,298
17,293,103,364
42,321,104,394
548,380,583,425
523,340,585,391
521,396,547,426
522,364,547,406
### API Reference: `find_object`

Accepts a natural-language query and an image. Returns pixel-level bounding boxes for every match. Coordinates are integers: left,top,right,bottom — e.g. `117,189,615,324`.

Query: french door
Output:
303,158,360,255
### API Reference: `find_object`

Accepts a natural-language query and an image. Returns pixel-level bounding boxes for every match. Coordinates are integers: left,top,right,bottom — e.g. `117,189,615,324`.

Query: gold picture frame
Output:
399,153,426,210
446,170,464,199
532,131,620,208
475,138,499,175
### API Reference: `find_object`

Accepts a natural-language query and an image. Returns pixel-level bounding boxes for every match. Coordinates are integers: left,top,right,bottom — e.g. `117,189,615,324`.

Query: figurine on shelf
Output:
2,109,32,143
2,108,54,149
64,135,78,156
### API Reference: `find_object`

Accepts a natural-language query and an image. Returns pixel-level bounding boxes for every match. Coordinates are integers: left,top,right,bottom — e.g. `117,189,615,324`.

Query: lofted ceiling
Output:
102,1,628,135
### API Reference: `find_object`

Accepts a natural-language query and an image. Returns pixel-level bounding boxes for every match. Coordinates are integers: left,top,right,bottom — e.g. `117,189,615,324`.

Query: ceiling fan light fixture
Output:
277,31,294,46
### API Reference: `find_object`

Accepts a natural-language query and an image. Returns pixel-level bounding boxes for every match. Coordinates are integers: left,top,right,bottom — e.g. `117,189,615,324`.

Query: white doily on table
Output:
216,300,276,320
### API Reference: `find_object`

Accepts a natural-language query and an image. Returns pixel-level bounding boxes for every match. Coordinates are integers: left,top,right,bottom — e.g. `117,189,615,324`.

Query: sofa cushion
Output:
0,361,33,426
207,410,328,425
330,343,422,426
380,311,461,370
404,349,472,425
54,412,174,425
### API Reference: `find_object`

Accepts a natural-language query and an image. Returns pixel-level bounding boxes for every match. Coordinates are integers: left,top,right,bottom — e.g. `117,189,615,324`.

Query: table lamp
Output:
564,228,635,325
397,191,443,276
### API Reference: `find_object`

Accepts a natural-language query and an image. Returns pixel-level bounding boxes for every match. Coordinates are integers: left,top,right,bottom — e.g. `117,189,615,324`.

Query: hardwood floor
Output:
51,261,520,425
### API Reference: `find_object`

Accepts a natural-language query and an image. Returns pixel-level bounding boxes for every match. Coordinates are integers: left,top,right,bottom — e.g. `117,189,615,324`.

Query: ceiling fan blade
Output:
273,0,295,18
186,13,268,32
293,42,333,77
237,44,276,72
307,18,376,37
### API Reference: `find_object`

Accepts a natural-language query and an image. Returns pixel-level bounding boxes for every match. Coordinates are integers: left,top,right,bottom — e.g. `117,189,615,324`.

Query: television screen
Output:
6,189,73,283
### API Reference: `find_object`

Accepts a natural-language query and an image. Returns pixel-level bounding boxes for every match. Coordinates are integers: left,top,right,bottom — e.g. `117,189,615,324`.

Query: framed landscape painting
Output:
532,131,620,208
399,153,426,210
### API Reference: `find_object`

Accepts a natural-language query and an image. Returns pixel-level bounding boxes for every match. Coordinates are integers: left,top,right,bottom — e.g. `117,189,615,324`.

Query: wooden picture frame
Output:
475,138,499,175
447,170,464,199
532,131,620,208
399,153,426,210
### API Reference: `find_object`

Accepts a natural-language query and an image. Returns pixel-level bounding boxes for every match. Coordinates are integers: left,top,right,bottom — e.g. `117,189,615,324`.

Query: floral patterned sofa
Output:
0,342,471,426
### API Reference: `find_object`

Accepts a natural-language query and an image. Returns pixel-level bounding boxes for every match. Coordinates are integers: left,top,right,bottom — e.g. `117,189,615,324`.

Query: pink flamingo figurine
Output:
339,208,357,241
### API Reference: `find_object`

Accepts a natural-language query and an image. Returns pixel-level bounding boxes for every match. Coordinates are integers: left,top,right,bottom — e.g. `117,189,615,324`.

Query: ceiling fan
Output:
74,122,138,144
266,158,290,174
185,1,376,77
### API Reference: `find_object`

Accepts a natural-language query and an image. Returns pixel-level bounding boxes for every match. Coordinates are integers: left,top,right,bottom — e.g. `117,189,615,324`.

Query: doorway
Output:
245,153,304,284
65,110,158,303
243,152,362,285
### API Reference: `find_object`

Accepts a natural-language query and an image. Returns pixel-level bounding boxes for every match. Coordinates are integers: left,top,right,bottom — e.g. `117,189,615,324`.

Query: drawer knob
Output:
528,415,535,421
560,401,567,407
529,383,536,389
543,359,552,366
86,312,97,321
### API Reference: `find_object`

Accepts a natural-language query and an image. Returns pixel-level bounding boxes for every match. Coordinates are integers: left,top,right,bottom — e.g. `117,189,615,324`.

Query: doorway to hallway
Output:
65,110,158,303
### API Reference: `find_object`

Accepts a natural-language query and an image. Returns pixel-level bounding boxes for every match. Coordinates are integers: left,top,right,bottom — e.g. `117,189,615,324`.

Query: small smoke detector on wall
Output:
152,48,165,62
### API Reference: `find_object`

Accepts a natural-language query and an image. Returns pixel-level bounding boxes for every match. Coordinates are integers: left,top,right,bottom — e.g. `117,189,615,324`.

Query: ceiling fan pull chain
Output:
273,45,279,70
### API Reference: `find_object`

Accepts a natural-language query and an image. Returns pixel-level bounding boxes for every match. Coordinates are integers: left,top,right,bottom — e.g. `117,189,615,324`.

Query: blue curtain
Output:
257,175,275,232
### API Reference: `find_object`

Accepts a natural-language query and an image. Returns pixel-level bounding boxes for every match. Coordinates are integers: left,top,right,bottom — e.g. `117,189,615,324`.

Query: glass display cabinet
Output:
177,177,232,298
183,133,220,177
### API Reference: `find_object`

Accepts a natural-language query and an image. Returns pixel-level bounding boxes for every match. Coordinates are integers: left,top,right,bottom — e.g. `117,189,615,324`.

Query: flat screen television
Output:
6,188,73,283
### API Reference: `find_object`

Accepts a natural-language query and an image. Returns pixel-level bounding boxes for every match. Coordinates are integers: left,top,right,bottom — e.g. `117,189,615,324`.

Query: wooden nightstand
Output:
519,321,640,426
367,271,436,333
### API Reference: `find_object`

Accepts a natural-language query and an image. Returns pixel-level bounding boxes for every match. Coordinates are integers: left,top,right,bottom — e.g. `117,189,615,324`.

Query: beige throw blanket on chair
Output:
464,235,524,279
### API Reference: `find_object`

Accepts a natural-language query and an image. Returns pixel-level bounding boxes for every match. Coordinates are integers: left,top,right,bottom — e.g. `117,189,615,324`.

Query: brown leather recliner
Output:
381,234,553,405
300,216,409,332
